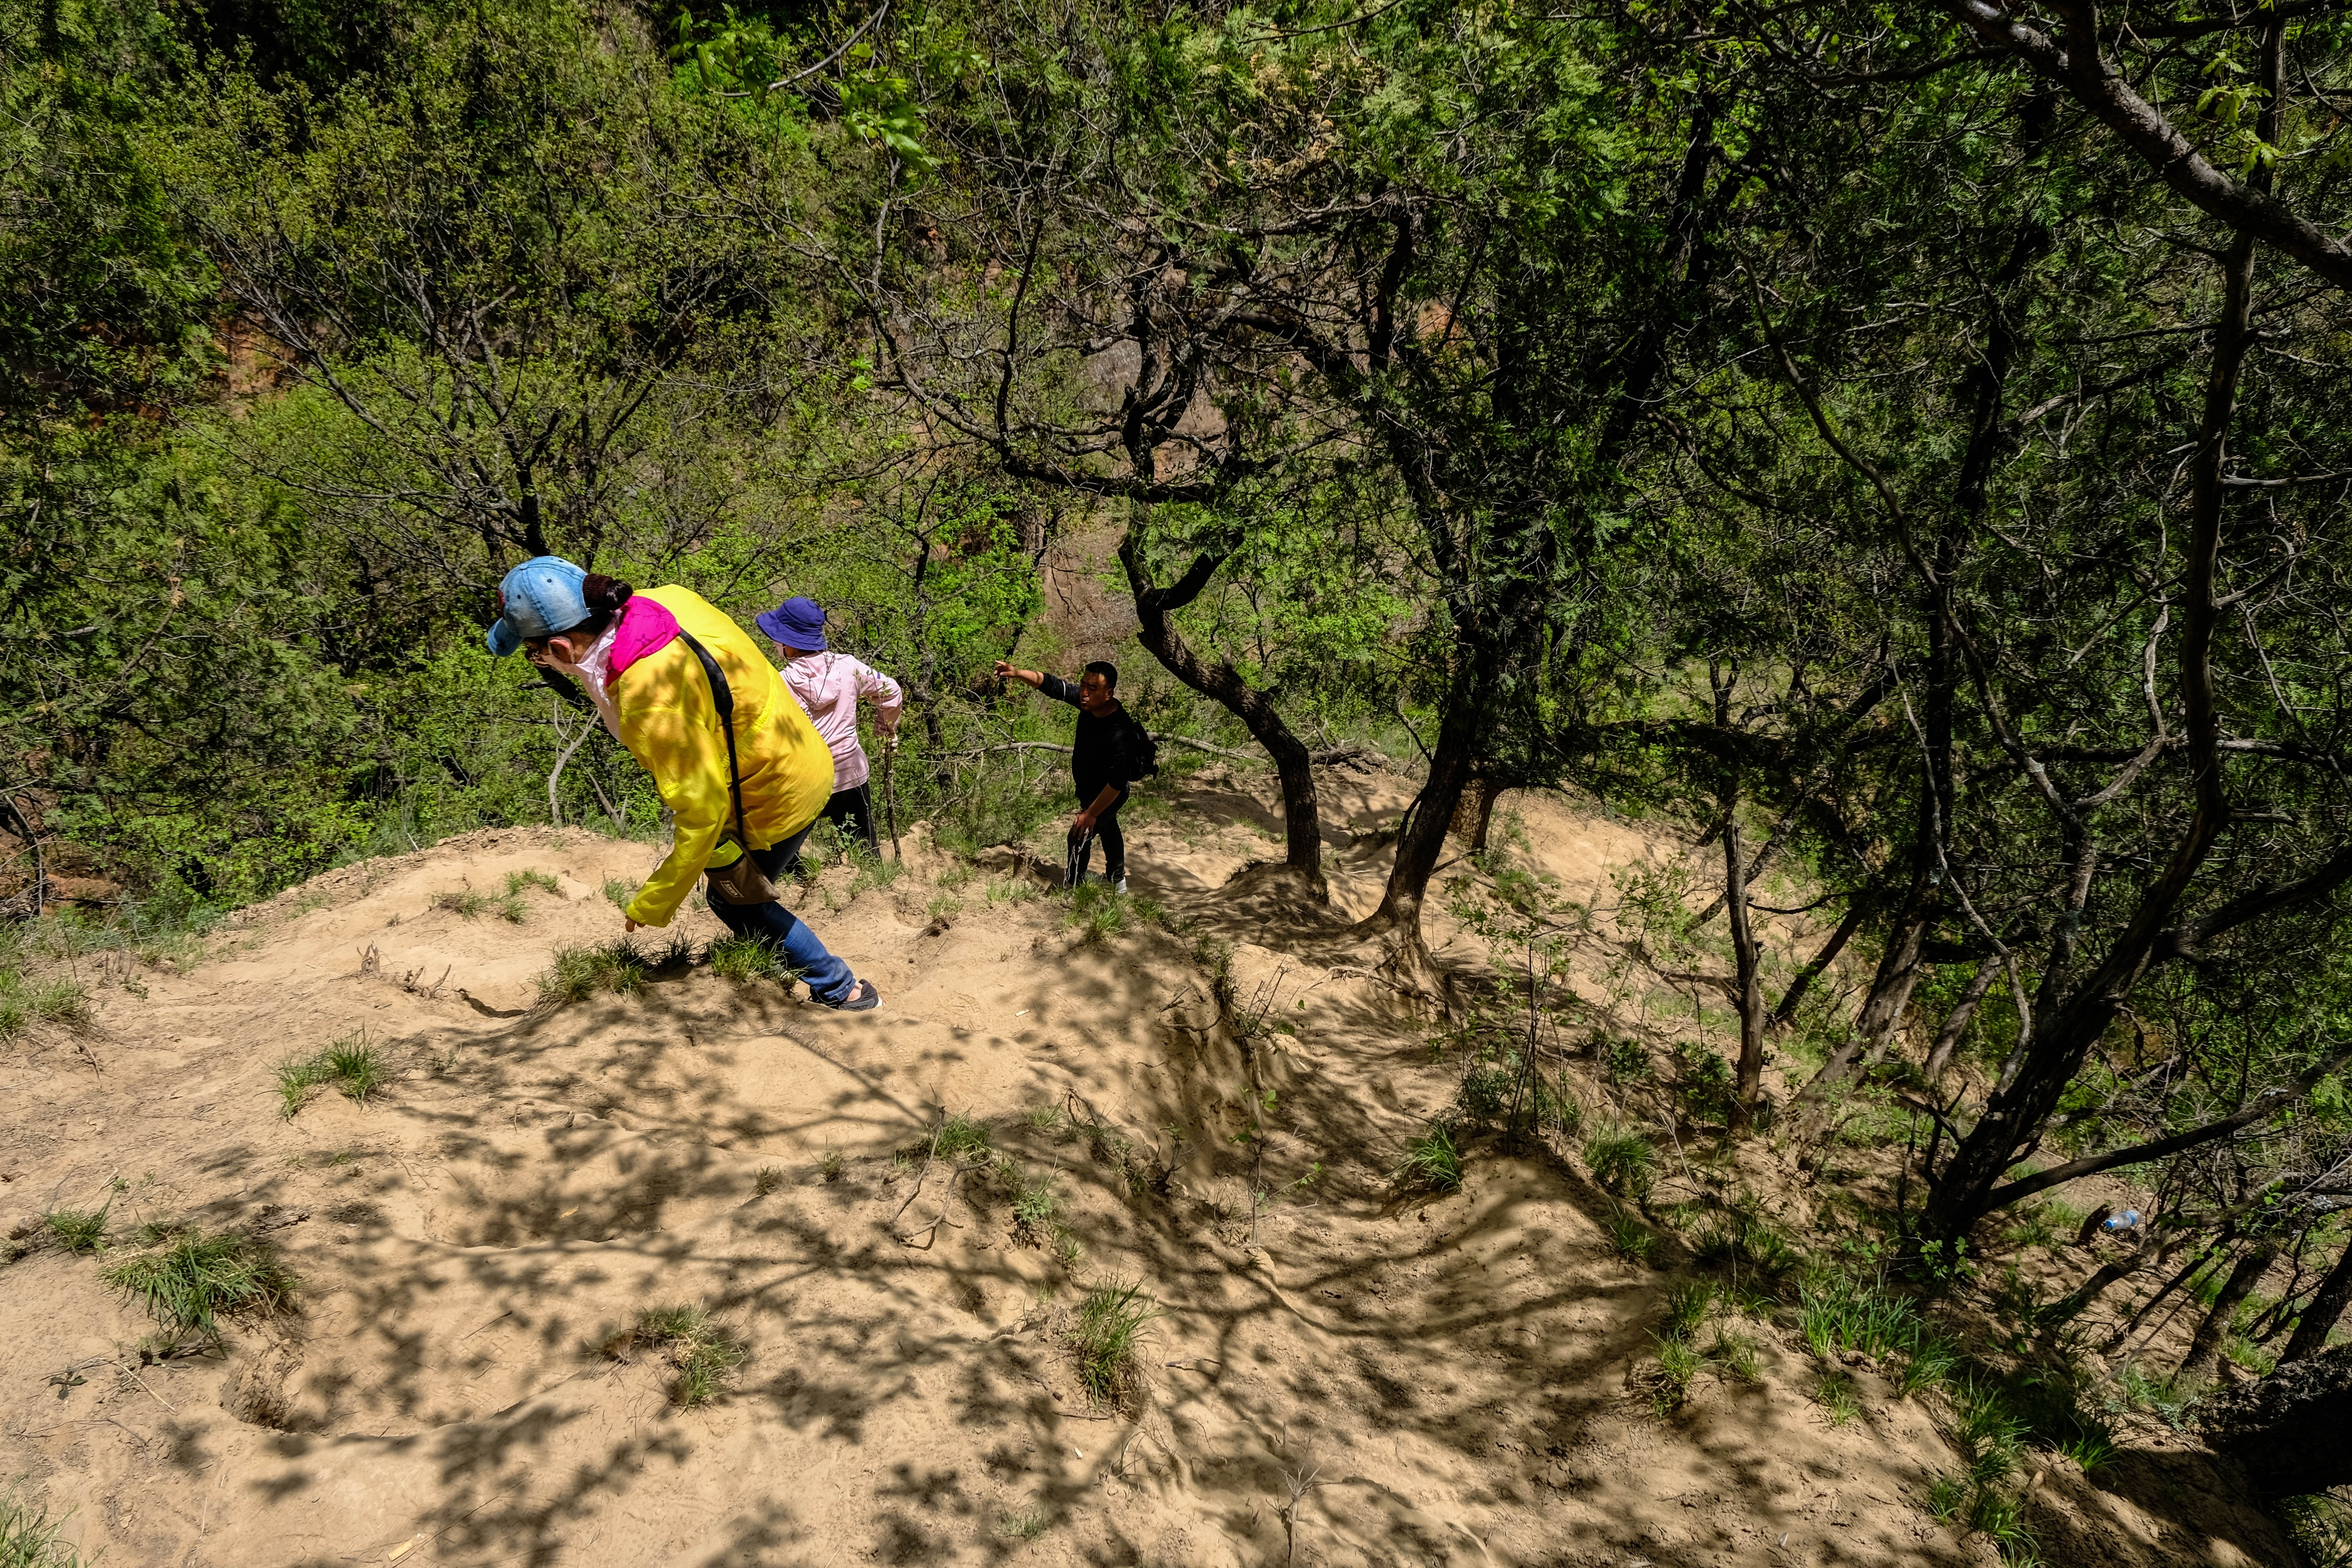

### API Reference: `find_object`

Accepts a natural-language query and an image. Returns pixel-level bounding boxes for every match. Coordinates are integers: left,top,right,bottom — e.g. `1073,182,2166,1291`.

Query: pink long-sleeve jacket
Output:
777,650,904,790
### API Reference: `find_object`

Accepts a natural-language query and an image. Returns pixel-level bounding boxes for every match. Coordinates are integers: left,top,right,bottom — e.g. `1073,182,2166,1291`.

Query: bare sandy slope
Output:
0,768,2298,1568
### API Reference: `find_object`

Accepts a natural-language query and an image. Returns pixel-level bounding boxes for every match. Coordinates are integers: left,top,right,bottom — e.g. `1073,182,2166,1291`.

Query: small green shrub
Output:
1583,1126,1655,1202
433,887,491,918
538,940,651,1003
602,877,636,909
1070,1281,1159,1404
819,1149,845,1181
1392,1122,1464,1193
1012,1173,1061,1242
505,869,561,897
1605,1206,1657,1264
633,1305,745,1408
1671,1040,1737,1122
752,1166,784,1196
1817,1371,1862,1426
1600,1034,1652,1084
103,1230,298,1343
41,1207,110,1256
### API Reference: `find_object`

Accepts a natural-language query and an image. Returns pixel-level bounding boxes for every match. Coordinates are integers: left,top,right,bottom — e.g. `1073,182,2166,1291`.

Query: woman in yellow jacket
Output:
487,556,880,1010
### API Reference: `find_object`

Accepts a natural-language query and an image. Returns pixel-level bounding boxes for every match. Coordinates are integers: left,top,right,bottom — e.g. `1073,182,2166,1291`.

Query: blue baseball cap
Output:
756,596,827,652
485,556,591,657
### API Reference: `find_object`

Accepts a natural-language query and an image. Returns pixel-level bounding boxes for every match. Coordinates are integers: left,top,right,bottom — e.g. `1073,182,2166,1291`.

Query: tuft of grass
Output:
2284,1493,2352,1568
1646,1333,1705,1413
1816,1372,1862,1426
1926,1473,1969,1525
752,1166,784,1197
41,1206,110,1255
538,940,651,1004
1583,1126,1655,1202
1968,1486,2039,1563
1605,1206,1657,1265
1708,1325,1760,1383
708,934,784,984
1799,1271,1925,1364
1661,1280,1713,1341
433,887,492,918
933,1114,993,1161
1070,1280,1160,1404
1693,1209,1801,1280
985,877,1040,906
819,1150,844,1182
505,869,561,897
0,972,90,1037
926,893,963,920
633,1305,745,1408
0,1487,84,1567
1392,1122,1464,1193
1898,1332,1962,1398
277,1032,387,1117
2109,1360,2200,1432
102,1229,298,1343
1024,1103,1064,1135
1012,1173,1061,1244
602,877,636,909
995,1508,1048,1542
1064,880,1139,943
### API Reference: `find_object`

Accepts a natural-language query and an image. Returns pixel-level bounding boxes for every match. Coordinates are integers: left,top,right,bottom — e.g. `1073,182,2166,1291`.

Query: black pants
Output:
1068,784,1128,882
819,782,878,854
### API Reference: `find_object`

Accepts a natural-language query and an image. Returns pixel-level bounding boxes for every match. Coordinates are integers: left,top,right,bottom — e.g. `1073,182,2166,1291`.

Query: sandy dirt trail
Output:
0,770,2298,1568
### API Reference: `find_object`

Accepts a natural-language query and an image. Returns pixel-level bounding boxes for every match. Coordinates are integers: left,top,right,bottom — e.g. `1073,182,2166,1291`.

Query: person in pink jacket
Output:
757,596,904,854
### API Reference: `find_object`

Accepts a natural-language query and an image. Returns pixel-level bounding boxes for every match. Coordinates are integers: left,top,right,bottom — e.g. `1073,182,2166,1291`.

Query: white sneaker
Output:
1114,875,1128,894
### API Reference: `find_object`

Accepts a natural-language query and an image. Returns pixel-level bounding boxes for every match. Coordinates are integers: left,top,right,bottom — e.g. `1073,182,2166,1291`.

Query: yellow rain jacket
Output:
615,586,836,927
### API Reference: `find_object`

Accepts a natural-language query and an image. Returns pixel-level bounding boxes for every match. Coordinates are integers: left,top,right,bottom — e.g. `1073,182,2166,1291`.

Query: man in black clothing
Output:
995,657,1141,891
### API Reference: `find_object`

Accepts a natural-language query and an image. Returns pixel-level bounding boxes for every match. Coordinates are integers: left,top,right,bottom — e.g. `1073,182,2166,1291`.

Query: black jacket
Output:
1040,675,1143,800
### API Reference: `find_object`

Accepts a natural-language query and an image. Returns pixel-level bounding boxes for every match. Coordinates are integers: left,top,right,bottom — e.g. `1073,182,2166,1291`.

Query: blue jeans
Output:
706,825,855,1003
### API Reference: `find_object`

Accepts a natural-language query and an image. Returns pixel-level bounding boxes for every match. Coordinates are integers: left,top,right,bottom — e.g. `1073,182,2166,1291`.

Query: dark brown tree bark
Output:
1923,957,2002,1080
1724,815,1768,1128
1119,527,1325,896
1771,895,1868,1027
2280,1240,2352,1366
2180,1242,2276,1383
2200,1341,2352,1497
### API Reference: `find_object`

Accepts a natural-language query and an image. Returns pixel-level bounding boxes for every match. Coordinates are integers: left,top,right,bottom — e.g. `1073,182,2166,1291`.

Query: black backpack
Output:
1127,715,1160,779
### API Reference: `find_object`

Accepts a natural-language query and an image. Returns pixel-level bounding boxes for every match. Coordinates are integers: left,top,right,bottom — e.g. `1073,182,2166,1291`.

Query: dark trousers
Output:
1067,785,1129,882
819,781,878,854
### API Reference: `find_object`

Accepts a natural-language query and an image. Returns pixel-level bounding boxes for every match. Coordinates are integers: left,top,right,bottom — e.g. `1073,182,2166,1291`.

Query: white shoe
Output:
1114,875,1128,894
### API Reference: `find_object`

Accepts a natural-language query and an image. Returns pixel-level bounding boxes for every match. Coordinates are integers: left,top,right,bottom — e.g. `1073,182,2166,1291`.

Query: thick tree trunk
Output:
1799,896,1926,1105
2280,1239,2352,1366
1355,646,1490,964
1923,957,2001,1080
2200,1342,2352,1498
1453,776,1504,855
1771,894,1867,1027
1119,528,1325,897
2180,1243,2275,1384
1724,816,1768,1129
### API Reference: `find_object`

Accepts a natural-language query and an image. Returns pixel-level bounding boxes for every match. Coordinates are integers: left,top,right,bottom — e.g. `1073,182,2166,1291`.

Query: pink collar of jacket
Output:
605,594,681,685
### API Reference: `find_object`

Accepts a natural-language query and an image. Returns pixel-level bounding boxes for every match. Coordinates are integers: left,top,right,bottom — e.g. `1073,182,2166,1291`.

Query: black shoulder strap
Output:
678,630,751,848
